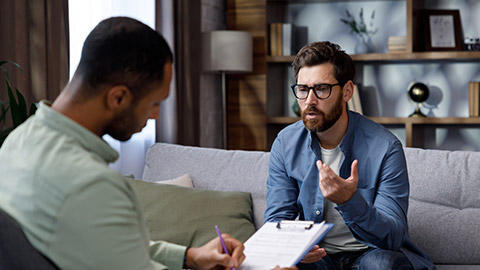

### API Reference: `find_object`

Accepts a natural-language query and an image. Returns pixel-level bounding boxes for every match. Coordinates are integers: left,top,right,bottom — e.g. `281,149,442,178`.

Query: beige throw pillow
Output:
154,174,193,187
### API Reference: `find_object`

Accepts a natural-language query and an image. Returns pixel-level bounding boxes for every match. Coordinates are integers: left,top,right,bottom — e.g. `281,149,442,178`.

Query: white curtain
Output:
69,0,157,178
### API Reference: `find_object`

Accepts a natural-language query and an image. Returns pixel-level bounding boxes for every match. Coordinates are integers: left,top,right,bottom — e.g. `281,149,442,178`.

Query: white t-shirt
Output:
320,145,368,254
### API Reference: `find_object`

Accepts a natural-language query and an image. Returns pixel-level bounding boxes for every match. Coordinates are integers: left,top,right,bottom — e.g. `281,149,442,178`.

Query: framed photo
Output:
424,10,462,51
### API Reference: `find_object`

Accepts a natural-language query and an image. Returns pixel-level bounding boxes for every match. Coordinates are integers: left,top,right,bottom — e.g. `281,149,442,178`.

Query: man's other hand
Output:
299,245,326,264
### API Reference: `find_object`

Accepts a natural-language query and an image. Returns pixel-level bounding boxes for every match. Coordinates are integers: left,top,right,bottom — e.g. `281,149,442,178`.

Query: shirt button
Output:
315,210,321,215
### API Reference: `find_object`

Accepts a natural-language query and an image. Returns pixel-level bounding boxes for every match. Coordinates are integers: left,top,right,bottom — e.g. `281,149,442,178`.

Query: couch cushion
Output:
129,178,256,247
142,143,270,229
405,147,480,264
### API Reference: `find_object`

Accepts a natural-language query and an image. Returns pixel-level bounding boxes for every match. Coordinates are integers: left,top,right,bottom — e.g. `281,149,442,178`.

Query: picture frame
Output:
424,9,462,51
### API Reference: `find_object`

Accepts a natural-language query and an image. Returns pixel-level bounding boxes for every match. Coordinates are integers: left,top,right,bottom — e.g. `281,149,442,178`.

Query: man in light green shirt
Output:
0,17,245,270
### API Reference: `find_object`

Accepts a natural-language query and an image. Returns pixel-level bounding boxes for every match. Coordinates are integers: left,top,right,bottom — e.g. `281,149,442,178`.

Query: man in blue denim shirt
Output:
265,42,435,270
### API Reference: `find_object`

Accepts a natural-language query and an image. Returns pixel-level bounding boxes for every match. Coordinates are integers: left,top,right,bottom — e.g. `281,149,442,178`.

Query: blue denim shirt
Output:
265,111,435,270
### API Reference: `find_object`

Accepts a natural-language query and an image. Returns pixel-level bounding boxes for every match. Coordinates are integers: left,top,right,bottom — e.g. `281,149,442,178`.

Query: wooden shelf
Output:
267,116,480,148
267,51,480,63
268,116,480,125
369,117,480,125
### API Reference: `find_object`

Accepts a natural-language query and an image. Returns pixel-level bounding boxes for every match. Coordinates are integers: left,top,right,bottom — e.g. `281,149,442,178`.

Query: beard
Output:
300,91,344,132
104,105,139,141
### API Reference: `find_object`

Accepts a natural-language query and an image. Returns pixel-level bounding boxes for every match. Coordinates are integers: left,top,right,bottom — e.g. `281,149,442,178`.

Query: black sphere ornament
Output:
407,81,429,117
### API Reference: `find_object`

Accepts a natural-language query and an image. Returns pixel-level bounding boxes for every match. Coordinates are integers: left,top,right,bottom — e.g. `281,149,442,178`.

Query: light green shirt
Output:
0,101,186,270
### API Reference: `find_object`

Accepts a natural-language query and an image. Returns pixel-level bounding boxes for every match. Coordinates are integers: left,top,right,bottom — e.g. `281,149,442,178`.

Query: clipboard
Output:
239,220,334,270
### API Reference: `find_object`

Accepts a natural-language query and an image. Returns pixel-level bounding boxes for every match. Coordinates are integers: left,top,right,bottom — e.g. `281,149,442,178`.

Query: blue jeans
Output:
297,248,413,270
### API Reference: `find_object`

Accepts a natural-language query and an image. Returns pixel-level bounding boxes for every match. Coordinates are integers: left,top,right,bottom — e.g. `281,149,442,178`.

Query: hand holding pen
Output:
216,225,236,270
183,226,245,269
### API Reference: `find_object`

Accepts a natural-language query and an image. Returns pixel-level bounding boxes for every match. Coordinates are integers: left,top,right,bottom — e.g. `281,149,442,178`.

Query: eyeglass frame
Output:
290,83,342,100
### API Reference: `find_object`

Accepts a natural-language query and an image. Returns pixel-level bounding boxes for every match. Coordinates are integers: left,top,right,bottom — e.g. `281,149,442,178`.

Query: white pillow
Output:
153,174,193,188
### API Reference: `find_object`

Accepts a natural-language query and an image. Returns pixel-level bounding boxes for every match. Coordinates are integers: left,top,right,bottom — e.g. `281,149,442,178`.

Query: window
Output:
69,0,156,178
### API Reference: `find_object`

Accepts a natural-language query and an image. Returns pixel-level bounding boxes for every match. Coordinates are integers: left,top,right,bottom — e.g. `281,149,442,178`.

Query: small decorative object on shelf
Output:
465,37,480,51
407,81,430,117
424,9,462,51
340,8,377,54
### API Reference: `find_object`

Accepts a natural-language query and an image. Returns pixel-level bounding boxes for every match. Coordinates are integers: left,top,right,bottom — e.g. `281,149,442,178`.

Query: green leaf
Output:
0,60,23,73
16,88,28,118
0,60,30,148
29,102,38,116
7,84,28,127
0,66,11,88
0,102,9,126
0,61,23,88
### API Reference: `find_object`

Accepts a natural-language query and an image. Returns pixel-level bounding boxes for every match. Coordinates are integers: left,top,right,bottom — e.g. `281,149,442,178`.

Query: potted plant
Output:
0,61,37,147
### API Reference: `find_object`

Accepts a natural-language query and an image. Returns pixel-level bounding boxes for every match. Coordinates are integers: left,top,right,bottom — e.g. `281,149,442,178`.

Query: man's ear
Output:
343,80,355,103
105,85,133,111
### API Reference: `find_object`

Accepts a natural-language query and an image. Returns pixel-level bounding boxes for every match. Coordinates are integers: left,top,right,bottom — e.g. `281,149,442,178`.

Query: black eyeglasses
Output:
291,83,342,100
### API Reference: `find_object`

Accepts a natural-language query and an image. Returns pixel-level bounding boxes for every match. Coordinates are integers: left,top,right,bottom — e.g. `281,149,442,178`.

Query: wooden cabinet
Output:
227,0,480,151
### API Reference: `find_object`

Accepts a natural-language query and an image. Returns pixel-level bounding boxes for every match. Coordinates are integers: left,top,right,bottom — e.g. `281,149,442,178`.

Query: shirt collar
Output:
339,110,355,153
308,110,355,157
36,101,119,163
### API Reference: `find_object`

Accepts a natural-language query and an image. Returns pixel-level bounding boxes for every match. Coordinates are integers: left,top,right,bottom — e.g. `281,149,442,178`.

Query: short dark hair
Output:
76,16,173,100
292,41,355,86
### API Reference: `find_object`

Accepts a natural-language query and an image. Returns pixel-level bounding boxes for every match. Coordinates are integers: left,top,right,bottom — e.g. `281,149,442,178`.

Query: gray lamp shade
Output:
202,30,253,73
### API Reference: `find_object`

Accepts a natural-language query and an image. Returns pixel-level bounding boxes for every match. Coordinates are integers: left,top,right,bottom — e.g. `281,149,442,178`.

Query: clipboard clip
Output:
276,220,314,230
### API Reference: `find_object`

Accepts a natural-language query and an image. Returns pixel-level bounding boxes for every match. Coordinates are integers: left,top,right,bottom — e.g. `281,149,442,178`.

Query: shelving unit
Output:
268,51,480,62
267,116,480,148
227,0,480,151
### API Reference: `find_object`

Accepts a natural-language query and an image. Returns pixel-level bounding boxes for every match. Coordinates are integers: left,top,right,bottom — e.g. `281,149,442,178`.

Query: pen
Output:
215,225,236,270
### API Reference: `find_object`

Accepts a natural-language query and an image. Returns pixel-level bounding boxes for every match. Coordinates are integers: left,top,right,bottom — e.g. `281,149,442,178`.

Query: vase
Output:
355,34,372,54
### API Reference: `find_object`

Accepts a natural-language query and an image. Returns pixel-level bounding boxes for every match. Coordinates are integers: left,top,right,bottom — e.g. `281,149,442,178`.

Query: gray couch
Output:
142,143,480,269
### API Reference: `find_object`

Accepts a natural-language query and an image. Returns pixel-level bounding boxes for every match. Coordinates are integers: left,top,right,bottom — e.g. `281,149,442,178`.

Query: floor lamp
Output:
203,30,253,149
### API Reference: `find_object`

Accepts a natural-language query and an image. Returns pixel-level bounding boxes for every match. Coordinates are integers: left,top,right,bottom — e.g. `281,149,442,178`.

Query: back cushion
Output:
405,147,480,264
142,143,270,229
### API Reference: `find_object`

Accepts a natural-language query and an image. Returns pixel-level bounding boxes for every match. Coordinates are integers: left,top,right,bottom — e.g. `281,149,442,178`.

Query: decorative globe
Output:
408,82,429,103
407,81,429,117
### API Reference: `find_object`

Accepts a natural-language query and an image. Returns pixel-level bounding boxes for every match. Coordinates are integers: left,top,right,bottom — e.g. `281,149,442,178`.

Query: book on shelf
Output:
269,23,281,56
282,23,293,56
469,81,480,117
347,85,363,115
388,36,407,53
269,23,307,56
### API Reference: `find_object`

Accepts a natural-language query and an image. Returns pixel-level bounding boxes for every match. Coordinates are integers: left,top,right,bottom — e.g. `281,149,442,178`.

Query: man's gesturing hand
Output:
316,159,359,205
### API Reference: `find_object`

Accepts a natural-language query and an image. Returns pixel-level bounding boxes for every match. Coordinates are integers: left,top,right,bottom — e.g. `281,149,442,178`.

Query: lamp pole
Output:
202,30,252,149
221,71,227,149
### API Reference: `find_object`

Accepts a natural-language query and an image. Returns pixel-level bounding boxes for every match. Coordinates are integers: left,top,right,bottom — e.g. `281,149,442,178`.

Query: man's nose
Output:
305,89,318,105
